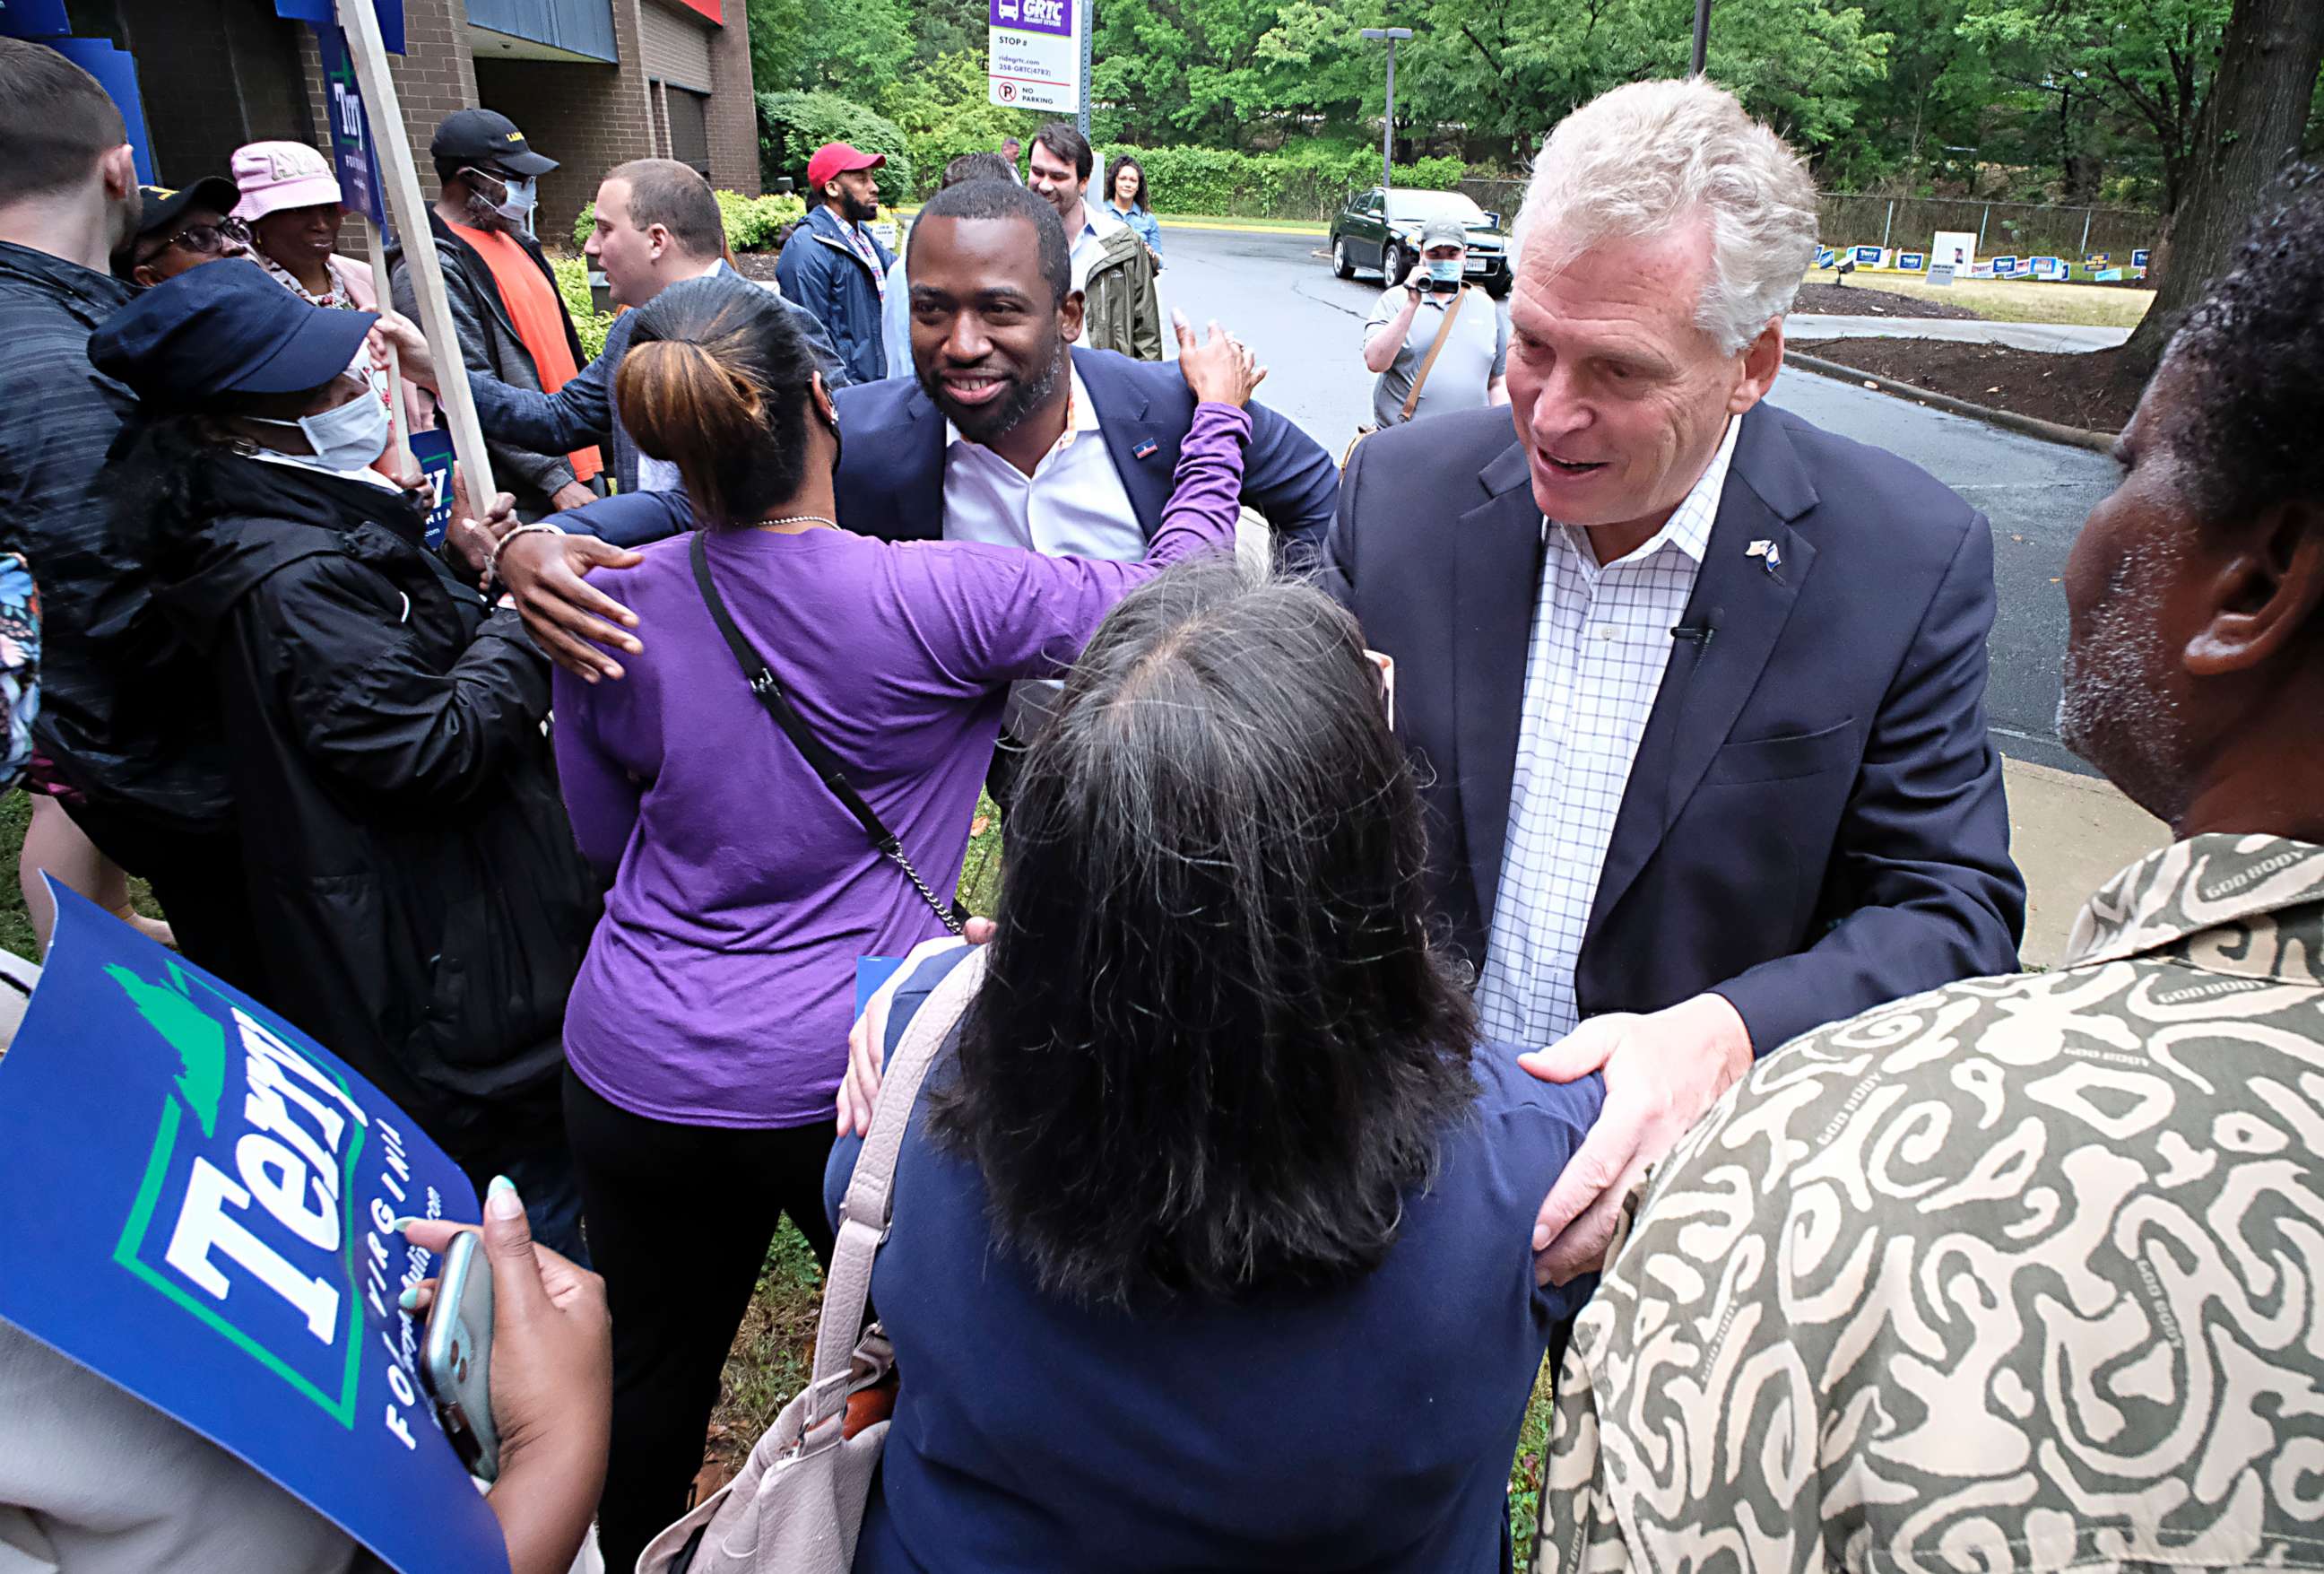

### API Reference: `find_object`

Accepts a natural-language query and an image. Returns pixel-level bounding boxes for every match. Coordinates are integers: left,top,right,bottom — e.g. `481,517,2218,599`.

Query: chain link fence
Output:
1818,193,2159,261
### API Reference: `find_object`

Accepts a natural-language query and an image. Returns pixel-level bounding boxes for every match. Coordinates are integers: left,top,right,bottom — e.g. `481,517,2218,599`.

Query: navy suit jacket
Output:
1322,402,2025,1057
570,345,1340,560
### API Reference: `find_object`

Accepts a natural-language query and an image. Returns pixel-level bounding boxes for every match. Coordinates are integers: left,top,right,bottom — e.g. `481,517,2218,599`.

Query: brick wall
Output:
473,0,655,244
705,0,759,196
293,0,478,211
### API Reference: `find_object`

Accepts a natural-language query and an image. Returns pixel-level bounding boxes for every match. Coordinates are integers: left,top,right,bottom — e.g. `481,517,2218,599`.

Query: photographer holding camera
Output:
1360,215,1509,429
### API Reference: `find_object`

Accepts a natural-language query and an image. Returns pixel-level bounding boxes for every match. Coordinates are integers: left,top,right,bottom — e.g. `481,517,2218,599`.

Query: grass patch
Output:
1799,268,2152,328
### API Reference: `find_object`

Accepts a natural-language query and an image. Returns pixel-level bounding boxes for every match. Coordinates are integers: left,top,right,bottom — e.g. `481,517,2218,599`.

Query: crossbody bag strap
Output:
689,530,966,935
801,946,989,1448
1400,283,1469,422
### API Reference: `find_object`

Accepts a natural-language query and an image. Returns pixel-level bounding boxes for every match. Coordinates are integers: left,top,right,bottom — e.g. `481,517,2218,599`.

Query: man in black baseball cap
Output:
111,178,250,288
394,105,603,518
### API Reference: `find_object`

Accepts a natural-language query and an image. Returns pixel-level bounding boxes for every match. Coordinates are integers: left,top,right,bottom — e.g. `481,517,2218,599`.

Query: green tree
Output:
1960,0,2232,215
749,0,915,98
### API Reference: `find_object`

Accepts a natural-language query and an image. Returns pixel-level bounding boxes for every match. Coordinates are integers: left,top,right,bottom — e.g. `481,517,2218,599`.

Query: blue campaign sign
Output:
1851,245,1884,266
411,428,457,548
0,0,73,38
1813,245,1835,269
278,0,404,55
45,39,154,184
0,888,508,1574
317,23,387,225
1991,254,2021,277
1895,251,1926,272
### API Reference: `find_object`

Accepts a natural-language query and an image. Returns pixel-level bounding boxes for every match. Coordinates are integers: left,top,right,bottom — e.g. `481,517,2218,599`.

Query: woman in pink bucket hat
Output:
230,139,382,310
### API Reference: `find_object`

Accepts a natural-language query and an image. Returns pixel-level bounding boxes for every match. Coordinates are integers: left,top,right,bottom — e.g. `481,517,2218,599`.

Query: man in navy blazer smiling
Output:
1322,80,2025,1290
493,178,1337,678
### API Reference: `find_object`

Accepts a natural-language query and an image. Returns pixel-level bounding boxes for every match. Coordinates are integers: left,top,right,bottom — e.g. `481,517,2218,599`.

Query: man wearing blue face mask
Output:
389,108,604,520
1360,213,1511,429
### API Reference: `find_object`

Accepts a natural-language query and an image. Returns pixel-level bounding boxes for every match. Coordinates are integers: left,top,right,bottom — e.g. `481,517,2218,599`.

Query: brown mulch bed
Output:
1791,281,1984,320
728,251,783,283
1791,337,2143,435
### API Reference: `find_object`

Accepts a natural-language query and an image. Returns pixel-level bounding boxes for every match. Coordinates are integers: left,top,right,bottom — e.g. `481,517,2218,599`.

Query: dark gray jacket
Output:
389,213,599,515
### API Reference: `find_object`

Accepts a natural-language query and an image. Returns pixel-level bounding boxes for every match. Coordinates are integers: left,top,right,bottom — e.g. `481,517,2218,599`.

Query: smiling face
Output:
1505,220,1781,546
1112,162,1141,207
907,213,1078,444
251,202,343,272
1026,141,1085,230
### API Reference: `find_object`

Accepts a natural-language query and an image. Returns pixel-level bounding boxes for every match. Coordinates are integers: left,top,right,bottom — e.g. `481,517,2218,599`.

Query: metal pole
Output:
1977,202,1990,251
2078,205,2092,256
1881,198,1894,250
1382,37,1396,195
1690,0,1710,74
1076,0,1093,137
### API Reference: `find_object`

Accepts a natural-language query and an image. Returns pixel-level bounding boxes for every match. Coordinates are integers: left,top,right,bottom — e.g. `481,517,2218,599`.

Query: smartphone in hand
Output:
418,1230,500,1481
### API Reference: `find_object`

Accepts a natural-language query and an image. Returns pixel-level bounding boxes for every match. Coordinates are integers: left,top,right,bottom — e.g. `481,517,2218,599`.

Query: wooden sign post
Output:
334,0,498,505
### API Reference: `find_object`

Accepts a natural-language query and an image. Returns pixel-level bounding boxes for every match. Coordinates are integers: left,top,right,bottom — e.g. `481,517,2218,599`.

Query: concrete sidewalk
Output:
2005,756,2164,967
1788,315,2131,353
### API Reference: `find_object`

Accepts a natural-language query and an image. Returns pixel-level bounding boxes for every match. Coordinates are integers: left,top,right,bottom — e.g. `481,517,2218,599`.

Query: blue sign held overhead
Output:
317,24,388,225
44,39,154,183
277,0,404,55
0,887,509,1574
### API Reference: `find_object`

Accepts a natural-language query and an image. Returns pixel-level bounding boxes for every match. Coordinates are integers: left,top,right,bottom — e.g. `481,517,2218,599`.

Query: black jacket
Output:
149,450,598,1154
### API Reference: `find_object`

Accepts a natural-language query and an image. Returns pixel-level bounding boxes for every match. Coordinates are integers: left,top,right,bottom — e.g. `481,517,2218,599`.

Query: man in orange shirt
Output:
388,108,603,518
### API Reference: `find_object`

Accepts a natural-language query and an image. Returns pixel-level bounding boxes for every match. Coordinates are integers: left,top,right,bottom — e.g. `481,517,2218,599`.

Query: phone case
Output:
418,1231,500,1481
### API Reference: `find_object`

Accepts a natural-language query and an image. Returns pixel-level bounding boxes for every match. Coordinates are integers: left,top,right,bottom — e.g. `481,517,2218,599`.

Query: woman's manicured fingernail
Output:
487,1175,523,1219
398,1285,421,1311
391,1216,421,1234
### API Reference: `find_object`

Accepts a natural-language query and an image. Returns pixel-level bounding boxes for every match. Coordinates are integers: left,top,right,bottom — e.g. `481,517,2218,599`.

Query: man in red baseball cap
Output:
776,142,895,383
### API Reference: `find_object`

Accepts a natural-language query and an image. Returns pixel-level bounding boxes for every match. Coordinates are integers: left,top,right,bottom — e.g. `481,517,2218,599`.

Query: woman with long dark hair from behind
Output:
826,561,1608,1571
551,270,1264,1569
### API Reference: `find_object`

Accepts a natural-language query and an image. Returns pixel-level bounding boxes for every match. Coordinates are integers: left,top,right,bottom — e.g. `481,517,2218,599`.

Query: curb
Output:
1784,350,2118,452
890,209,1328,239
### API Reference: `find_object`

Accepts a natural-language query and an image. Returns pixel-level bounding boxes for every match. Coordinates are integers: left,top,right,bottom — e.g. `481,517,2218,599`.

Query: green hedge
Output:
1106,146,1467,222
758,91,914,202
549,257,613,362
569,189,808,256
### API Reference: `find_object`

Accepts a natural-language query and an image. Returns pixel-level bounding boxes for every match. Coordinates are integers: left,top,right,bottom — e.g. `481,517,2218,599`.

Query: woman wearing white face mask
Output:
85,263,602,1263
387,108,606,521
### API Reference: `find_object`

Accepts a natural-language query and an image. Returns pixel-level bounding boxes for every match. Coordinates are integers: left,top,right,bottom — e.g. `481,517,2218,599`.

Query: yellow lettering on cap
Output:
507,132,523,142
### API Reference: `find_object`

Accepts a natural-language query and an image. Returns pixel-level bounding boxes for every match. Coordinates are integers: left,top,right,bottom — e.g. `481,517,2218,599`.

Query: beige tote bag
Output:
636,947,989,1574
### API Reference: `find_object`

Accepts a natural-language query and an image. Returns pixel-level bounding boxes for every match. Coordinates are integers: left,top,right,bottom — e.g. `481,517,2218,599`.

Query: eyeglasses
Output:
152,217,252,258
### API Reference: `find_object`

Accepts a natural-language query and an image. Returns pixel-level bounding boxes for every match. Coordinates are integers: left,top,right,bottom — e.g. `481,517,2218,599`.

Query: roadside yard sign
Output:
987,0,1080,111
1895,251,1925,272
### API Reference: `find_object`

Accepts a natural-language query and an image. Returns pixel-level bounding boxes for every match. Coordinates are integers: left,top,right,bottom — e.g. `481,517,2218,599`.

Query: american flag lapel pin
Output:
1132,439,1160,460
1747,537,1782,574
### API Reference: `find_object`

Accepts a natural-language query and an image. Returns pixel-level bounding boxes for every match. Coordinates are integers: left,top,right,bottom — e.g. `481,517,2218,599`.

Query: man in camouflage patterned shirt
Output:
1539,167,2324,1574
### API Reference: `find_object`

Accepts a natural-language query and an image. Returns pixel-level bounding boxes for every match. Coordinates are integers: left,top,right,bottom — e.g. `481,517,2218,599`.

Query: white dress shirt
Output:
942,362,1144,733
941,362,1142,560
1474,416,1741,1045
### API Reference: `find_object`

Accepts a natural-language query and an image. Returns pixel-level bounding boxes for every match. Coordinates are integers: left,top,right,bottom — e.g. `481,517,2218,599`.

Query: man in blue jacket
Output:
776,142,894,385
492,178,1338,681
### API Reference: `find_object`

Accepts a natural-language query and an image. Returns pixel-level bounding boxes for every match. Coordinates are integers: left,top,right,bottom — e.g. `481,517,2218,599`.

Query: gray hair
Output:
1513,77,1818,353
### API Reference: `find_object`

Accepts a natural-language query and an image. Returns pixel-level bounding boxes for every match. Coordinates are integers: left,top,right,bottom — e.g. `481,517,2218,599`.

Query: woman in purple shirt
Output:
549,272,1264,1568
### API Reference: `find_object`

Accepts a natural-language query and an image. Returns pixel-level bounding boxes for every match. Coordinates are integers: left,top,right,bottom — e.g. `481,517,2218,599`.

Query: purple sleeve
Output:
890,402,1253,686
552,665,642,879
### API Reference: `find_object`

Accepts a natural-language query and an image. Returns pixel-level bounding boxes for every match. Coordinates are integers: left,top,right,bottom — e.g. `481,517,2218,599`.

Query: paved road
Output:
1155,222,2116,775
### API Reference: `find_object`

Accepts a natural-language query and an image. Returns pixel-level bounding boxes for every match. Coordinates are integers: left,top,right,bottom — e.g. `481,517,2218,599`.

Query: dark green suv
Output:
1330,187,1512,297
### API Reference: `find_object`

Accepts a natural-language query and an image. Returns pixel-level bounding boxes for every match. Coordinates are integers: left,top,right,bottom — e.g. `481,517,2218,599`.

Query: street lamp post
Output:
1359,27,1413,197
1690,0,1709,74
